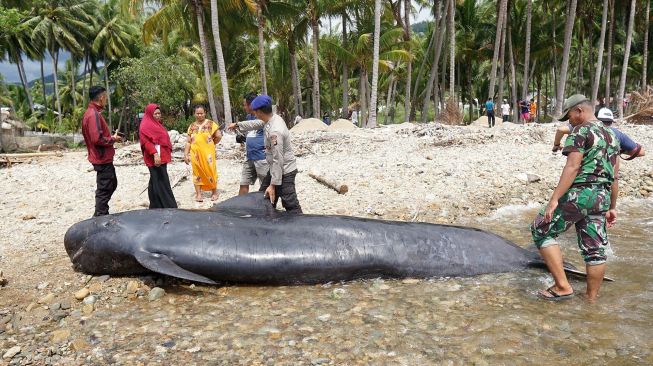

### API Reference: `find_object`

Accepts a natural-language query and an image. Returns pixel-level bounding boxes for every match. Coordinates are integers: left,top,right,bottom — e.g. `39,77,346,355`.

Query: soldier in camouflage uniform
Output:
531,94,620,302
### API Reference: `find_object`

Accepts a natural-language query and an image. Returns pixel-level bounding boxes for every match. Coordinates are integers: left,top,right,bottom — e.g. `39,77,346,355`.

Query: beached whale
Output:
64,193,595,285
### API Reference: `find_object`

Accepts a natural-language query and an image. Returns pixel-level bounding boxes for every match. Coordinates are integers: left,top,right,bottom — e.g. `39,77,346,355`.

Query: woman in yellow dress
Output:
184,105,222,202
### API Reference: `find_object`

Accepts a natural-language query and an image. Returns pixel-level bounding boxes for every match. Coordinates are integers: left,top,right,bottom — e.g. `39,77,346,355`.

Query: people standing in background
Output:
485,98,495,128
238,92,269,195
81,86,122,217
501,99,511,123
184,105,222,202
139,103,177,209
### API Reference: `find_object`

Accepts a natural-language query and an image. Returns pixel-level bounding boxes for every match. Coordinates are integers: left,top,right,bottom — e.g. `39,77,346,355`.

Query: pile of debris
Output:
626,87,653,124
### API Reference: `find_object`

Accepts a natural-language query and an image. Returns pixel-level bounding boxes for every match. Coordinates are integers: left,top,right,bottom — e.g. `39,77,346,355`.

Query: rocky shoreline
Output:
0,121,651,365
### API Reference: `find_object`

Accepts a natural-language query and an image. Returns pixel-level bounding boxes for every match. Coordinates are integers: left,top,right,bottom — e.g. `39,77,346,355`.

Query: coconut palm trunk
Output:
643,0,650,90
447,0,455,99
410,17,436,120
256,2,268,94
210,0,233,124
554,0,578,117
508,24,518,123
341,10,349,119
488,0,507,100
16,55,34,113
51,48,63,126
617,0,636,120
71,59,77,109
194,1,218,120
367,0,381,128
591,0,609,105
604,0,615,104
40,59,47,105
289,41,302,117
311,20,320,118
82,53,89,103
403,0,412,122
497,15,507,108
104,63,112,128
521,0,532,99
421,0,447,122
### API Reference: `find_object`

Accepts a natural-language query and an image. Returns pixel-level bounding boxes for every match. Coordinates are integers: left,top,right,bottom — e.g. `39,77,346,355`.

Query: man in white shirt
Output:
500,99,511,123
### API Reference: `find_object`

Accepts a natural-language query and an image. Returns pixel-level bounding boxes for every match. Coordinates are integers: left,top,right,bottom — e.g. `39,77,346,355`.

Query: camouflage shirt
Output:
562,121,620,186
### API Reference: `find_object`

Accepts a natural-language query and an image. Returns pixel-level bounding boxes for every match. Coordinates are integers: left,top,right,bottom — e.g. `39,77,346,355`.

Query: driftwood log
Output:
308,171,348,194
0,152,63,159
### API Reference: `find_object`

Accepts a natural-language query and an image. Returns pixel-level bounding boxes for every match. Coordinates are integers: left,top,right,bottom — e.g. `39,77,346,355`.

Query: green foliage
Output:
113,46,195,119
167,115,195,134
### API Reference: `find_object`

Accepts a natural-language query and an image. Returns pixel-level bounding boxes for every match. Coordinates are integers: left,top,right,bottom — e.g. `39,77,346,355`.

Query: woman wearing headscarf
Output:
184,105,222,202
139,103,177,208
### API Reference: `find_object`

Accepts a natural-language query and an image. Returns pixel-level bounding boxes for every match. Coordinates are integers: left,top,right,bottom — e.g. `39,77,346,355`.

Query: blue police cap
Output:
251,95,272,110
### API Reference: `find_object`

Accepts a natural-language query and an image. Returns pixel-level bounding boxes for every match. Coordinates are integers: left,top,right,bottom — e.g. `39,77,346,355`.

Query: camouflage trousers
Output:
531,185,611,265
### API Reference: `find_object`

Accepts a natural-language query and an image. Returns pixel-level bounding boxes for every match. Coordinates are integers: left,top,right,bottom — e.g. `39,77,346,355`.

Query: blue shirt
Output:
245,114,266,161
566,122,635,153
485,101,494,113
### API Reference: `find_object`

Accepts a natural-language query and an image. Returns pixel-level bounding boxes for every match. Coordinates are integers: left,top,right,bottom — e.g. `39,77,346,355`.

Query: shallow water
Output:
59,199,651,365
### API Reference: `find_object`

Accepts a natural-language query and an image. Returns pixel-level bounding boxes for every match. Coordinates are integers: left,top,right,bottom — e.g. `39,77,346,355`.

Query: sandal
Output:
537,286,575,301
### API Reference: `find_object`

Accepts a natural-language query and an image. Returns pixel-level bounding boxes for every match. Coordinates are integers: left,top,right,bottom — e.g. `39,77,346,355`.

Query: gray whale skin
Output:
64,193,593,285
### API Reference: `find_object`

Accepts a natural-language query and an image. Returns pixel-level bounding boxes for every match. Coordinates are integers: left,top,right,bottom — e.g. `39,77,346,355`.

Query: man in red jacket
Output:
82,86,122,216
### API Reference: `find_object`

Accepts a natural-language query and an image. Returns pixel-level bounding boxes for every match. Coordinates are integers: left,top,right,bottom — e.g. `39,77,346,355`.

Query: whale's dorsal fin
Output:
134,250,217,284
210,192,280,217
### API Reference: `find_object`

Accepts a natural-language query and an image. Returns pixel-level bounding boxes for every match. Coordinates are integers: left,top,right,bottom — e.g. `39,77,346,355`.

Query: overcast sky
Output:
1,5,432,84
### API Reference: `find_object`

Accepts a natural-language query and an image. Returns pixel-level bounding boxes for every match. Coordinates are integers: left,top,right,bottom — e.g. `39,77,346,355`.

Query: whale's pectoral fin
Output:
134,250,217,285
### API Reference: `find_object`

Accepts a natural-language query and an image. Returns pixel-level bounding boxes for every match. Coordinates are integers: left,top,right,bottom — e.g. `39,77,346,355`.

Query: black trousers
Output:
93,163,118,216
148,164,178,209
487,112,495,127
259,169,302,214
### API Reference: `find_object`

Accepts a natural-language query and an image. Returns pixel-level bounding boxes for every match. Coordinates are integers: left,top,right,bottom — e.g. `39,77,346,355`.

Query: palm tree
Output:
268,0,307,117
308,0,321,118
521,0,532,99
209,0,234,124
0,7,35,113
617,0,636,119
255,0,268,94
554,0,578,117
367,0,382,128
403,0,412,122
447,0,454,99
93,0,138,127
28,0,93,126
487,0,507,100
604,0,615,104
642,0,649,89
421,0,447,122
591,0,609,105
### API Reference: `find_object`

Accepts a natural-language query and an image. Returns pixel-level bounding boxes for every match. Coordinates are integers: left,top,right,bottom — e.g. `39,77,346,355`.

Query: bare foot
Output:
195,195,203,202
210,194,219,201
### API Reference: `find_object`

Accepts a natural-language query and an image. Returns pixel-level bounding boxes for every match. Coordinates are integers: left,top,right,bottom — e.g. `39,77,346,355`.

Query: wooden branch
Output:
309,171,348,194
0,152,62,159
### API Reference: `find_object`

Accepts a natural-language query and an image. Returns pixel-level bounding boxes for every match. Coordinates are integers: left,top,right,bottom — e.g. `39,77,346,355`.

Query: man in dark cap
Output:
227,95,302,213
531,94,620,302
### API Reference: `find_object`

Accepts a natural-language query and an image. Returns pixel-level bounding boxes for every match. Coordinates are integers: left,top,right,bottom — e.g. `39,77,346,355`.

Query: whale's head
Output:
64,215,147,275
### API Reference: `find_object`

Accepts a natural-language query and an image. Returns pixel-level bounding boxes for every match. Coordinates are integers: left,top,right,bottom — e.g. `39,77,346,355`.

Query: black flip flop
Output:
537,287,575,301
